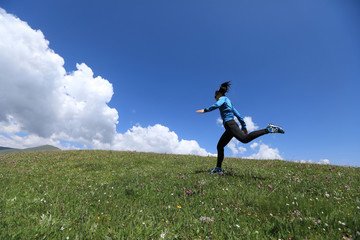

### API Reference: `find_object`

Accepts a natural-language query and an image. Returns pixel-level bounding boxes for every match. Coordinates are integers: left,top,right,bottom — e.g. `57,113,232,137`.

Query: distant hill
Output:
0,147,14,150
0,145,60,154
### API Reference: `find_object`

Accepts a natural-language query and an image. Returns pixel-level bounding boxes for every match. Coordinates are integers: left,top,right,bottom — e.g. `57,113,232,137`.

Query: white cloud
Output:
247,143,283,160
227,139,247,156
243,116,259,132
112,124,214,156
238,146,247,154
0,9,117,146
227,140,238,155
0,116,21,134
298,159,330,165
0,132,61,149
58,63,118,144
300,160,313,164
250,142,259,149
319,159,330,165
216,117,223,127
0,8,211,157
226,139,283,160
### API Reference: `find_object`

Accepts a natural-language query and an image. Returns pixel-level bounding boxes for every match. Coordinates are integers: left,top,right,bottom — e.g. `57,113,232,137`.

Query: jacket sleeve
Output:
233,107,247,129
204,98,225,112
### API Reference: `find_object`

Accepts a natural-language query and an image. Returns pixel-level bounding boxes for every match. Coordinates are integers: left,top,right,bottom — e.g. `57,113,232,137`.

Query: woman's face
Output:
215,94,222,101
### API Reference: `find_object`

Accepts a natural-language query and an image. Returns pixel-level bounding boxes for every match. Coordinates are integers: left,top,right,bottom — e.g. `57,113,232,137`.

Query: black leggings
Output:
216,120,269,168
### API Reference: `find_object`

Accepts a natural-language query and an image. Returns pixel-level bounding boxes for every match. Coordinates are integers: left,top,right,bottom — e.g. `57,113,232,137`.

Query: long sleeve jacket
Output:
204,96,247,129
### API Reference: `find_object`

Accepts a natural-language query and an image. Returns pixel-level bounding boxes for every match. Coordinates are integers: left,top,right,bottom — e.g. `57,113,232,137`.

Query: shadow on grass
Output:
194,170,266,181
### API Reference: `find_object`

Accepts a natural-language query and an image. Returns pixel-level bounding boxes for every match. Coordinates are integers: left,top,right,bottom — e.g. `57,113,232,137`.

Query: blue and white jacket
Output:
204,96,247,129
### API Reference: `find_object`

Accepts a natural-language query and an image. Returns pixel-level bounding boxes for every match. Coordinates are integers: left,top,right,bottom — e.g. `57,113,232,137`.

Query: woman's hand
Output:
196,109,205,113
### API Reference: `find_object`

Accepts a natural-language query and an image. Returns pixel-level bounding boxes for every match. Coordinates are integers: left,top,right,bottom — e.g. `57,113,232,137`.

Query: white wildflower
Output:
160,231,168,239
338,221,346,226
199,216,214,223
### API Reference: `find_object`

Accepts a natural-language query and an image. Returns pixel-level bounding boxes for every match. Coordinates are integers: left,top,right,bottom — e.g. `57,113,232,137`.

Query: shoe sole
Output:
268,124,285,134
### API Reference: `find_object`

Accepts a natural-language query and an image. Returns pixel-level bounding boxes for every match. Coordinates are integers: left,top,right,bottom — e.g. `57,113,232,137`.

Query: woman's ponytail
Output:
218,81,231,95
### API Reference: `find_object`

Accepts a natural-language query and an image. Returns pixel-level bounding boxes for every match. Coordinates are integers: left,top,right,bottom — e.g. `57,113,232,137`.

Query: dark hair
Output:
215,81,231,96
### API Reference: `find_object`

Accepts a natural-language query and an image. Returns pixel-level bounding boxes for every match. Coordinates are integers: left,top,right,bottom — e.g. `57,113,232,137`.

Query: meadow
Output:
1,150,359,239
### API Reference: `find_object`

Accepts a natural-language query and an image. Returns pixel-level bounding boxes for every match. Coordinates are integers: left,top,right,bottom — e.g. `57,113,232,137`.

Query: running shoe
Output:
267,124,285,134
209,167,224,174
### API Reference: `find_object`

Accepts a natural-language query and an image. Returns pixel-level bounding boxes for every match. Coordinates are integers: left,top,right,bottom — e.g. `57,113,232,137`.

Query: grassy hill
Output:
0,145,60,154
0,150,359,239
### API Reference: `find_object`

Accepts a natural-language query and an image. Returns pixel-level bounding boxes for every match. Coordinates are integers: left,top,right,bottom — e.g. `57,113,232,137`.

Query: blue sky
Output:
1,0,359,166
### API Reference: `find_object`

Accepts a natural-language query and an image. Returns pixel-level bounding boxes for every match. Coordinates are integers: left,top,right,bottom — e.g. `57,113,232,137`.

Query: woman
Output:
196,81,285,174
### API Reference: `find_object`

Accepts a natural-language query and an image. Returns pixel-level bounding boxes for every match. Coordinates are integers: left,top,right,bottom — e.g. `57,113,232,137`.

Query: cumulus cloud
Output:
243,116,259,132
226,140,283,160
112,124,214,156
227,139,247,156
0,116,21,134
238,146,247,154
250,142,259,149
0,11,64,137
247,143,283,160
216,118,223,127
299,159,330,165
0,9,117,146
319,159,330,165
0,8,211,156
227,140,238,155
59,63,118,144
0,132,61,150
300,160,313,164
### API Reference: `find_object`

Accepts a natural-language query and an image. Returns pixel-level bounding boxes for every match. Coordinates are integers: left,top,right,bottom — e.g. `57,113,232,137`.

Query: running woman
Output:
196,81,285,174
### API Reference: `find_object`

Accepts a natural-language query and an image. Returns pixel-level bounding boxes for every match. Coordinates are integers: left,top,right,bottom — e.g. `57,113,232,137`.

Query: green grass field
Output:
1,150,359,239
